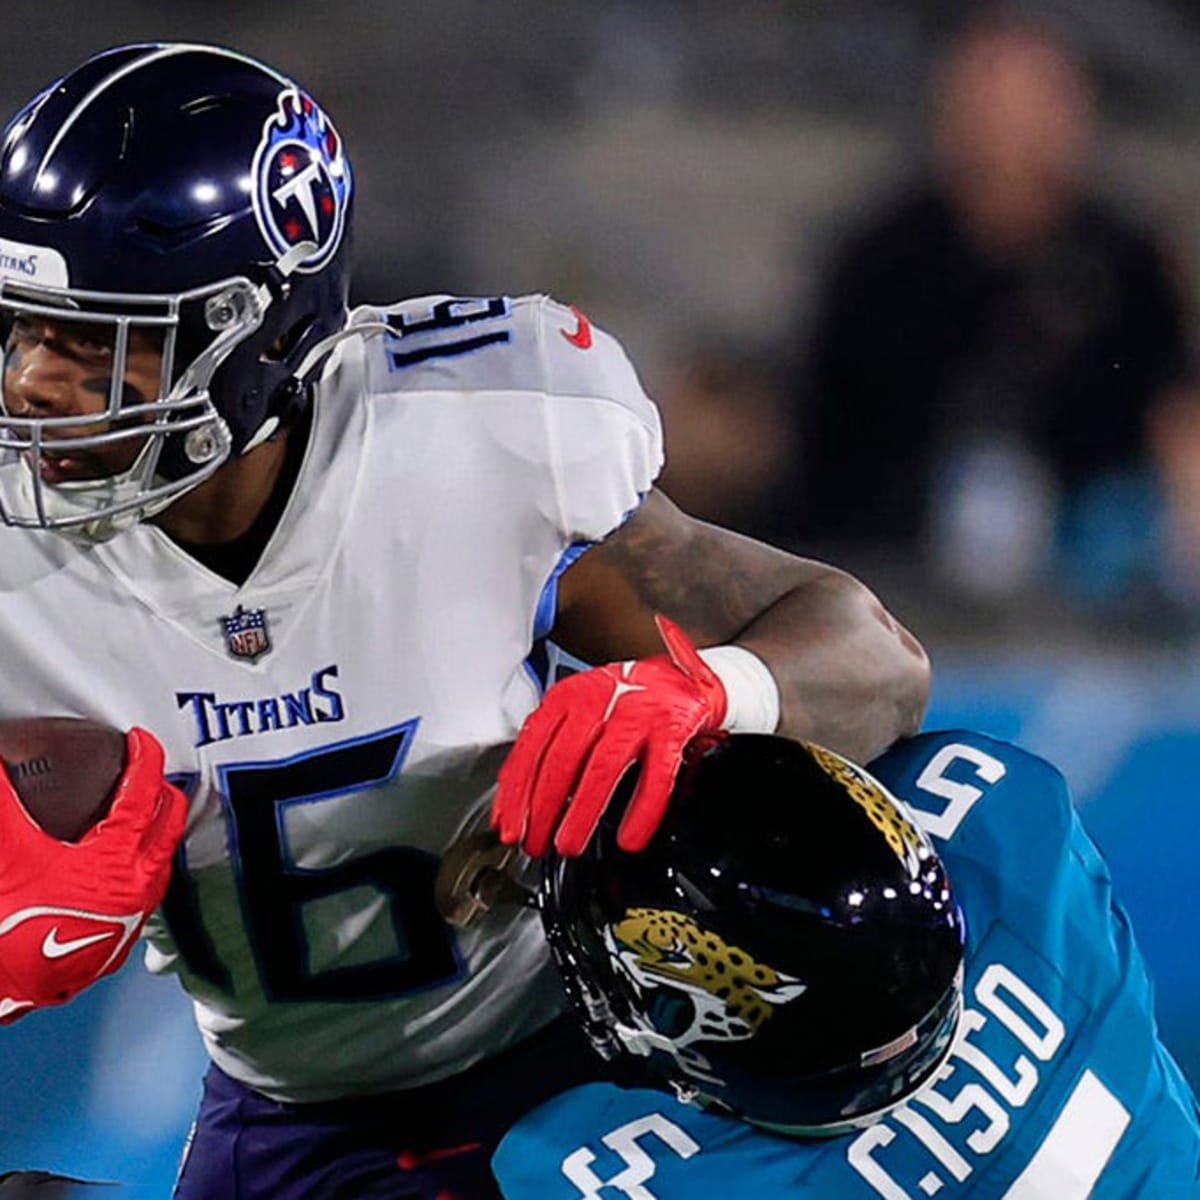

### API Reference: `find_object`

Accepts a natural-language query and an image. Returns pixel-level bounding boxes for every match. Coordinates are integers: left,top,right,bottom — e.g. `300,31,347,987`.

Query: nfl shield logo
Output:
220,605,271,661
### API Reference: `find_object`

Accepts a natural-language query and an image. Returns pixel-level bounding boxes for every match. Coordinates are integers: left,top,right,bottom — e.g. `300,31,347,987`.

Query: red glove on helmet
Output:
0,727,188,1023
493,615,727,856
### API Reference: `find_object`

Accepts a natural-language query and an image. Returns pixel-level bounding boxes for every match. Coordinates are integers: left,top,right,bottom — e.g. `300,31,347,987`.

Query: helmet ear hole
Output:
261,314,316,364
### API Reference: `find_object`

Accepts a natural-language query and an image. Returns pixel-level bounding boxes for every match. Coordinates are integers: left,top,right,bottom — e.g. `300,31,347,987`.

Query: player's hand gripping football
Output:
0,728,188,1023
493,615,727,856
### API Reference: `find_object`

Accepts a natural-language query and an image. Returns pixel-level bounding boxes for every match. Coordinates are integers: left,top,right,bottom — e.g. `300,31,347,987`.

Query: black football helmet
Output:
541,734,966,1135
0,43,354,540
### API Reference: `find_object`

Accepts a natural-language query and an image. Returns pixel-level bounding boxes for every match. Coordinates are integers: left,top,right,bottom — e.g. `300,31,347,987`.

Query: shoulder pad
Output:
351,293,656,425
870,729,1072,844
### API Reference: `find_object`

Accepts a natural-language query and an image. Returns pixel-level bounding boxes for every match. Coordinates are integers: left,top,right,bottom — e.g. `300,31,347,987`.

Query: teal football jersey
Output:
493,730,1200,1199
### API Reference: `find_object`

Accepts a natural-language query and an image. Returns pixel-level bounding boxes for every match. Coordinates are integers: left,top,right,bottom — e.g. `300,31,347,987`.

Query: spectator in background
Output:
1060,368,1200,629
792,9,1190,601
1147,377,1200,606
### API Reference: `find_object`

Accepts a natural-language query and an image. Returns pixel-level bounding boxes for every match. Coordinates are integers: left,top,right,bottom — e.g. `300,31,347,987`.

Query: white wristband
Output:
699,645,781,734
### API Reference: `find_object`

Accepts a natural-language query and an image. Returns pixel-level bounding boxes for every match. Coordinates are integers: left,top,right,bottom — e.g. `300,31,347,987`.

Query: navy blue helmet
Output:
0,43,354,539
541,734,966,1135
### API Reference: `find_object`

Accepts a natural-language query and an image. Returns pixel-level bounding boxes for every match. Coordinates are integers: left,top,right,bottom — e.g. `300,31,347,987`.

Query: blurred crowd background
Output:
2,0,1200,1192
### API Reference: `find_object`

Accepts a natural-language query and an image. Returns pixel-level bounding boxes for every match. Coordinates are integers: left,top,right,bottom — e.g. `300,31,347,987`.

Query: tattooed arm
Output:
552,490,929,762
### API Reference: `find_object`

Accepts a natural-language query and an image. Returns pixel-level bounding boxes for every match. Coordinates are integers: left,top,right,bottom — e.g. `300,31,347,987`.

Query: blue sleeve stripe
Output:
531,491,651,643
532,540,593,641
523,641,552,695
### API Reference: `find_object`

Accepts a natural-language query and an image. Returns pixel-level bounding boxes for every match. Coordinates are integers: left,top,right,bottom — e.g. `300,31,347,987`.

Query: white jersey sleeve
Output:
355,292,664,551
535,298,664,542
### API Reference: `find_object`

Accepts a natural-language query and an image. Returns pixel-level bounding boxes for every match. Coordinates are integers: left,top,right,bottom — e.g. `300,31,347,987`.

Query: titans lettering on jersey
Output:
176,665,345,747
493,731,1200,1199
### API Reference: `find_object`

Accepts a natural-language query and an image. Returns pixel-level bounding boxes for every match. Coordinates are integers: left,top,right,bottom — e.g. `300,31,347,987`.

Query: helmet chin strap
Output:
237,311,393,456
241,415,281,454
234,240,388,459
292,321,384,382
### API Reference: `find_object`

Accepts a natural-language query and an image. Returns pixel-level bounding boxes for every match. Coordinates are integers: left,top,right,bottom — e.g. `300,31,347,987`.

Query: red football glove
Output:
493,615,727,856
0,727,188,1024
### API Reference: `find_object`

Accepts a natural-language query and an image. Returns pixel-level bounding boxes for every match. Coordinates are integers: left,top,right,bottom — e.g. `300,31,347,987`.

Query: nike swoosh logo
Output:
42,927,115,959
560,306,593,350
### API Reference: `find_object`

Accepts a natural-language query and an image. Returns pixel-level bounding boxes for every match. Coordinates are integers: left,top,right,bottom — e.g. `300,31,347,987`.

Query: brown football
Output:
0,717,127,842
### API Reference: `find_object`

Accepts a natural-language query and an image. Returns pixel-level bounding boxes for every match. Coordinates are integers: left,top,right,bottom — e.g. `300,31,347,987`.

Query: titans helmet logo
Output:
251,88,351,273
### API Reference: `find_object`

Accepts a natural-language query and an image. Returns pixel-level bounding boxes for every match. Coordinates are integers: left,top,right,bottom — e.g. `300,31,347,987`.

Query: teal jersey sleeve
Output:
493,731,1200,1200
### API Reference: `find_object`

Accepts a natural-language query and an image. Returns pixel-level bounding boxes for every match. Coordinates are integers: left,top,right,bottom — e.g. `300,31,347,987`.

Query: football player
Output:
0,44,930,1200
494,732,1200,1198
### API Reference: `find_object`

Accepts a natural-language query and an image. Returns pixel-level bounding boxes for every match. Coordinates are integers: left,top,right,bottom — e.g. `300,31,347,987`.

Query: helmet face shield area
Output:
540,734,967,1135
0,42,355,542
0,277,267,538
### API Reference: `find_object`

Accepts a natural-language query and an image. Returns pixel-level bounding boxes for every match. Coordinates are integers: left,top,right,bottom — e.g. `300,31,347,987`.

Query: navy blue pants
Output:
173,1017,614,1199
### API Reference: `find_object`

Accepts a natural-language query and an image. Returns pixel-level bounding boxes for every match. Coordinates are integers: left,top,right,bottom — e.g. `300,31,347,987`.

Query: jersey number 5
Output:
563,1113,700,1200
906,743,1007,840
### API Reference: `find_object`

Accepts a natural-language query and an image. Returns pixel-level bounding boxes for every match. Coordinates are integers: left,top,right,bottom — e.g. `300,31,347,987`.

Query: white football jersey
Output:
0,294,663,1102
